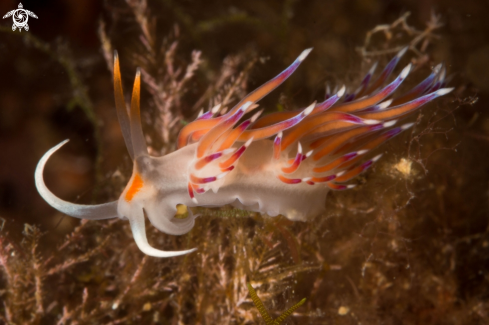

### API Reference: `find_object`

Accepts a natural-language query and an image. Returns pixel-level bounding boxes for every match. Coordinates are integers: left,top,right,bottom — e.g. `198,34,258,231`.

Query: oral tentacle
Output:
129,208,196,258
35,140,119,220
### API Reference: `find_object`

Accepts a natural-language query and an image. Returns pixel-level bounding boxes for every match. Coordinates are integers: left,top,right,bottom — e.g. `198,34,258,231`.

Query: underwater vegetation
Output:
247,282,306,325
1,0,488,324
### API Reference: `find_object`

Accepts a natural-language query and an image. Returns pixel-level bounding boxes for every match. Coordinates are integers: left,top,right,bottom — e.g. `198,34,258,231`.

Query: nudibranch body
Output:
35,47,452,257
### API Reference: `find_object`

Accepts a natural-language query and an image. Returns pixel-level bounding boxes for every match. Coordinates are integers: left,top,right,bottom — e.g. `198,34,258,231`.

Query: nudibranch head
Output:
35,47,453,257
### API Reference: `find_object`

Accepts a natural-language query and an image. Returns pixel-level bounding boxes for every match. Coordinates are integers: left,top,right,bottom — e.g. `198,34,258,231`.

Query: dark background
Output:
1,0,489,324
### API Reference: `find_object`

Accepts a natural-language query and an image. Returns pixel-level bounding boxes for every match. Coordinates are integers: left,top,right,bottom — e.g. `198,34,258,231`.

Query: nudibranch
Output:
35,48,452,257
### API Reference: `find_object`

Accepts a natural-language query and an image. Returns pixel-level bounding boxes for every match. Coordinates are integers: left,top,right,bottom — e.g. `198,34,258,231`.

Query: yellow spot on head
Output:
125,173,144,202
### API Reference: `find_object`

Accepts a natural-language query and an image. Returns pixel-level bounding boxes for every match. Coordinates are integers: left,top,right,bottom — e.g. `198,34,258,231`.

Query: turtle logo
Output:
2,3,38,32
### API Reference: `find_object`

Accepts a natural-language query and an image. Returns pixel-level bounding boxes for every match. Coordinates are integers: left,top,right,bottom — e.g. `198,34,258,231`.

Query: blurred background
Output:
0,0,489,324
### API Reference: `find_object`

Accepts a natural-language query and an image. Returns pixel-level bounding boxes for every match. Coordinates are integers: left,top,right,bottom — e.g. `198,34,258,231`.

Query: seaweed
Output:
1,0,488,324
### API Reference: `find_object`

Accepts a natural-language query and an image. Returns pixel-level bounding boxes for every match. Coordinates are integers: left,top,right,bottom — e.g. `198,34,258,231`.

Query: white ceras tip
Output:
240,101,253,112
336,170,346,177
368,61,379,75
216,171,230,180
192,197,198,204
197,108,204,118
378,99,393,110
436,87,454,96
357,149,368,155
277,131,283,139
298,48,313,61
433,63,443,74
397,46,409,58
250,109,264,123
438,67,447,81
401,122,415,130
221,148,236,156
303,102,315,116
346,184,357,189
305,150,314,158
337,85,346,98
383,120,398,128
244,137,254,147
364,119,381,125
211,103,222,114
297,142,302,154
302,177,312,182
372,154,383,162
400,63,412,79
